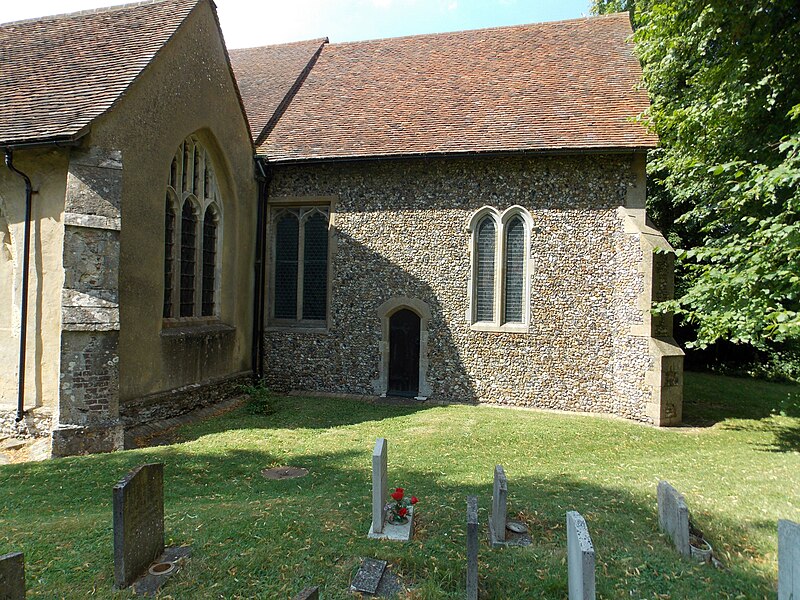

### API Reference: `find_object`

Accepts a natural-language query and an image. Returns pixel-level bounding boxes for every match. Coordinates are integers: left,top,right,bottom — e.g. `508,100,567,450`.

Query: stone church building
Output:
0,0,683,456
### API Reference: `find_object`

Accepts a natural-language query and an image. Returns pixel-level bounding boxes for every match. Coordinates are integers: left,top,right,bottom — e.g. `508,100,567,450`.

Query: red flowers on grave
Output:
386,486,417,524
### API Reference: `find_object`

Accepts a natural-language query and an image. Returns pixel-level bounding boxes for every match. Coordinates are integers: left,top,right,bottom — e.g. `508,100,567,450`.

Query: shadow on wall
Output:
263,226,479,404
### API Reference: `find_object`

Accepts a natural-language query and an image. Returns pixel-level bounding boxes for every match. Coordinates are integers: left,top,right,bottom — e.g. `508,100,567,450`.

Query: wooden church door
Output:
388,309,421,397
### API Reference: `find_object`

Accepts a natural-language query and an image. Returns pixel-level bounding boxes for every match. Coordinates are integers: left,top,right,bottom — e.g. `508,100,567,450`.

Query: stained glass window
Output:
274,213,299,319
201,206,218,317
302,213,329,320
163,196,175,318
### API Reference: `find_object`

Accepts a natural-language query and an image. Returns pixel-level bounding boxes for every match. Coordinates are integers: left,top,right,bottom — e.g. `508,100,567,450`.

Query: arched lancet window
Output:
469,206,532,330
162,194,176,318
503,216,525,324
201,205,219,317
163,136,223,321
475,216,496,322
271,206,330,324
180,201,198,318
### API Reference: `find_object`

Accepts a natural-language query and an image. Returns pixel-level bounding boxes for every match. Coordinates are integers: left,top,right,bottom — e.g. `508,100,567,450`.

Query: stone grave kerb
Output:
113,463,165,589
466,495,479,600
657,480,690,557
489,464,508,546
778,519,799,600
0,551,25,600
566,511,596,600
371,437,388,535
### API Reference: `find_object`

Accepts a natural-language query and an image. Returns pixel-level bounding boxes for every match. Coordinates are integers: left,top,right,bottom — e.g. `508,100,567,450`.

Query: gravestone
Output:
779,519,800,600
351,558,387,594
566,511,595,600
489,465,507,546
657,480,690,557
293,586,319,600
113,463,165,589
371,438,388,535
466,496,478,600
0,551,25,600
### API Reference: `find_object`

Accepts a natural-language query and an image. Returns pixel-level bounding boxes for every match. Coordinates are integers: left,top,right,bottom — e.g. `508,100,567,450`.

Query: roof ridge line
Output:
0,0,190,28
229,37,329,53
324,11,628,48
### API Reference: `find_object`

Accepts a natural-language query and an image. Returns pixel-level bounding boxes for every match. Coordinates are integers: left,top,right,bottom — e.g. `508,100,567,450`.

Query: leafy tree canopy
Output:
594,1,800,349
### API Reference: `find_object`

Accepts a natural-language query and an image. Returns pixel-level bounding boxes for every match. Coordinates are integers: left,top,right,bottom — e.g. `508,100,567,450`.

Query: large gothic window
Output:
271,205,330,325
163,137,222,321
469,206,532,330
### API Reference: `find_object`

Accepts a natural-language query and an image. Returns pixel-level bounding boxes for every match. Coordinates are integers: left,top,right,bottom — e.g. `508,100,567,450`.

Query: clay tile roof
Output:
0,0,200,146
258,13,658,162
230,39,328,145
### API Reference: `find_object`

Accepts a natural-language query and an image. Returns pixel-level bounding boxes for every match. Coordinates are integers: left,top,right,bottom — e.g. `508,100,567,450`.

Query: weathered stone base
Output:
0,407,52,440
646,338,684,426
369,508,414,542
51,421,124,457
120,371,252,430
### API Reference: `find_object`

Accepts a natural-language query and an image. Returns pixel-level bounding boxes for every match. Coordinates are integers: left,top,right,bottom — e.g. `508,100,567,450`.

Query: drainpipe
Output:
4,149,33,422
251,157,271,380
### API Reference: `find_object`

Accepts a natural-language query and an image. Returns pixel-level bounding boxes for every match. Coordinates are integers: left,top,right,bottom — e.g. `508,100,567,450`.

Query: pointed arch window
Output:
163,137,223,322
270,205,330,325
469,206,532,331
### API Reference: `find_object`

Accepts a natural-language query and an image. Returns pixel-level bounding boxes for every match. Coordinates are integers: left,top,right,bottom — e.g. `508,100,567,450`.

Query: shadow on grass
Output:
683,369,799,414
160,394,433,447
0,445,781,599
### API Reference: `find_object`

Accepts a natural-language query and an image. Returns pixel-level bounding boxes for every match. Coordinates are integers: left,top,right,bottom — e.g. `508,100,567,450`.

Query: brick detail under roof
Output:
256,13,658,162
230,39,328,145
0,0,200,145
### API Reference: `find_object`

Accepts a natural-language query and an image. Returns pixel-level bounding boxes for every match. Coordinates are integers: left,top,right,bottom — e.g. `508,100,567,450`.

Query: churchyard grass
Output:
1,372,798,598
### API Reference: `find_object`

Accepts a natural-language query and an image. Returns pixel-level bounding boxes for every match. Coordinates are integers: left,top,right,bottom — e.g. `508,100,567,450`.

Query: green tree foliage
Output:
595,1,800,349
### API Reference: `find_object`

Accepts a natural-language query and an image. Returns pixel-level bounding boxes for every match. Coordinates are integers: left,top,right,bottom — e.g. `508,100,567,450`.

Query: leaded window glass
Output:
503,216,525,323
179,202,197,318
475,217,496,322
201,206,218,317
274,213,299,319
302,213,329,320
164,138,222,321
271,206,330,324
163,196,175,318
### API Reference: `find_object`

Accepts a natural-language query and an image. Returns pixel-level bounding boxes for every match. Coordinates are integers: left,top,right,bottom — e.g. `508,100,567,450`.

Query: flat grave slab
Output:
293,587,319,600
369,506,414,541
350,558,404,597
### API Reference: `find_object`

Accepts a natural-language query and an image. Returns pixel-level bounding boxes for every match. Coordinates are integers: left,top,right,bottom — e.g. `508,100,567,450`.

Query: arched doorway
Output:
388,309,421,397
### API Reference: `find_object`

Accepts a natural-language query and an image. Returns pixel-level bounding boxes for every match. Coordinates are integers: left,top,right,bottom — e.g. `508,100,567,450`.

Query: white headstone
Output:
567,511,595,600
490,465,508,545
657,480,690,557
371,438,388,535
779,519,800,600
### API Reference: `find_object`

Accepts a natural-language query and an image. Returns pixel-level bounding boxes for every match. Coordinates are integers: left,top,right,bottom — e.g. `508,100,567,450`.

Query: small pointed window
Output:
503,216,525,323
475,217,496,322
302,212,329,320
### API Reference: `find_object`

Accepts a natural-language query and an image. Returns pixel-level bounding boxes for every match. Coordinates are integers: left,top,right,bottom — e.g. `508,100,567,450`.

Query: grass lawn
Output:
1,372,799,599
